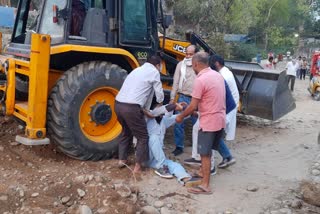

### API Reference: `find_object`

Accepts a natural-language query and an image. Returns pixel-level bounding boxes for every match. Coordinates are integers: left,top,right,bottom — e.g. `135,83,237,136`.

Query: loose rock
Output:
154,200,164,208
78,205,92,214
141,206,160,214
311,169,320,176
19,189,25,197
0,195,8,201
75,175,89,184
61,196,71,204
0,146,4,152
290,199,302,209
31,193,39,197
77,189,86,198
301,181,320,207
279,208,292,214
96,208,108,214
247,185,259,192
160,207,171,214
114,183,131,198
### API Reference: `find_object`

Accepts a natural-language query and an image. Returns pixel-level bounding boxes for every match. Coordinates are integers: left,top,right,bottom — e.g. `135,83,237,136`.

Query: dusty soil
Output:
0,117,141,213
138,74,320,214
0,57,319,213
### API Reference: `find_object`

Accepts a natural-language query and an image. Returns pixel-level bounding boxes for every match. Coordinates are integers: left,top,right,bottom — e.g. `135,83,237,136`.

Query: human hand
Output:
169,99,175,104
175,103,183,111
143,109,155,118
175,114,184,123
179,102,188,108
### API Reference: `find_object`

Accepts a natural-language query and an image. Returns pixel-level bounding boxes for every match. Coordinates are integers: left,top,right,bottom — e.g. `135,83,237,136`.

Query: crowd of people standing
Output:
114,46,240,195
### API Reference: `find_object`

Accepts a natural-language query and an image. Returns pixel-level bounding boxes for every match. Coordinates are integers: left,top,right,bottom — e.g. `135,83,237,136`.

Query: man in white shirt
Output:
115,55,164,173
286,58,299,91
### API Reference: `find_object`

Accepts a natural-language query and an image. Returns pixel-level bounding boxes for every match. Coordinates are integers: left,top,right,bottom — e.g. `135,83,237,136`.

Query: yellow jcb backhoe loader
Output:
0,0,295,160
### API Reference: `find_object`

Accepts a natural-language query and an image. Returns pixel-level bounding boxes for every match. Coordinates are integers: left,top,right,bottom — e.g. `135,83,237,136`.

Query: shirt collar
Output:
197,67,211,77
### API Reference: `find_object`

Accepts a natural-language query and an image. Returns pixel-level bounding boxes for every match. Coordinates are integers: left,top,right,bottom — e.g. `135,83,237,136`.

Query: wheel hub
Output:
90,101,112,125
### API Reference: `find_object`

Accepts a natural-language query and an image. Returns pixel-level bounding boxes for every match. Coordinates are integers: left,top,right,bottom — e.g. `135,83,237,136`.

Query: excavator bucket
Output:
226,61,296,121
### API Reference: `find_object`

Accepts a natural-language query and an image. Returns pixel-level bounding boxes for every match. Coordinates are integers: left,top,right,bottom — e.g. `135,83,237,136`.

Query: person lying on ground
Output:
143,103,201,187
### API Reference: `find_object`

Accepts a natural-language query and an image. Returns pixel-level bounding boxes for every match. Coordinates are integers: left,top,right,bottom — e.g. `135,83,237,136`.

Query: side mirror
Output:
162,15,172,29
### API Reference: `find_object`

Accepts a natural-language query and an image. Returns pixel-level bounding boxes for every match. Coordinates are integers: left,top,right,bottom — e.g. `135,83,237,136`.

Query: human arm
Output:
153,71,164,104
143,109,156,118
175,98,200,123
170,62,181,102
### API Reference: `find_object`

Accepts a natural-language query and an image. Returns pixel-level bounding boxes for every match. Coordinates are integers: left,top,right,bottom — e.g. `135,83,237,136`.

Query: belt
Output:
115,100,140,107
178,93,192,98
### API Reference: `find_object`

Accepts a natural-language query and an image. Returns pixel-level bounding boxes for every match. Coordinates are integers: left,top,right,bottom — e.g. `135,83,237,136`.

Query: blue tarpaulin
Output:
0,6,15,28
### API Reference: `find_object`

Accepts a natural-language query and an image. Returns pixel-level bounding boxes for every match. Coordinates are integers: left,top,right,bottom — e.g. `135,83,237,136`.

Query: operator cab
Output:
7,0,168,61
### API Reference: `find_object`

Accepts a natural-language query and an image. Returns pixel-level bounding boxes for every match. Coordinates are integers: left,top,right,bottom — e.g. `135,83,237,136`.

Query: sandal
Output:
184,177,202,188
190,172,203,178
187,185,212,195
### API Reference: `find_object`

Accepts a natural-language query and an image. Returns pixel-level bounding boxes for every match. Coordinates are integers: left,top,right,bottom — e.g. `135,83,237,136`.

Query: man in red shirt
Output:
176,52,226,194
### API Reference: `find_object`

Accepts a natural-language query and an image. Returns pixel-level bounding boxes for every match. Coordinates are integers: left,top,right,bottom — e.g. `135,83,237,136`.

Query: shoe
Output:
154,165,174,179
184,177,202,188
217,157,236,169
210,167,217,175
184,158,201,166
172,147,183,156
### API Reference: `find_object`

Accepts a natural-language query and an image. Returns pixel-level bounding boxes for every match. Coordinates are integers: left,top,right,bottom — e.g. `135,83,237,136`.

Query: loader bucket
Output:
226,61,296,121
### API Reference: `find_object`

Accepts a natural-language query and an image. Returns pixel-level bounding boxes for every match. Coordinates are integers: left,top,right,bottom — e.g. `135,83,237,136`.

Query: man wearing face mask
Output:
170,45,199,156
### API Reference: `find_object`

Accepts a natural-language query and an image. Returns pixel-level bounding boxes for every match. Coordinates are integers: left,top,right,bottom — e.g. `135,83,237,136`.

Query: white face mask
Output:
184,58,192,66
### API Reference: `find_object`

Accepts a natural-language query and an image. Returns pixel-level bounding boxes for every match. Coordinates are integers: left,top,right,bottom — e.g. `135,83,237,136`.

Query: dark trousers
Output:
115,101,149,164
287,75,295,91
300,69,306,80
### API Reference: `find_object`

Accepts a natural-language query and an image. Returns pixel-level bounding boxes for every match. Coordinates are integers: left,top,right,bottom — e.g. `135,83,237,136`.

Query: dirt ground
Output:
138,77,320,214
0,56,319,213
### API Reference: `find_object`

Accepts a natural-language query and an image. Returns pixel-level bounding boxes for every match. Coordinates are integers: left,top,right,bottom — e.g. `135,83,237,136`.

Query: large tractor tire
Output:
47,61,127,160
15,75,29,101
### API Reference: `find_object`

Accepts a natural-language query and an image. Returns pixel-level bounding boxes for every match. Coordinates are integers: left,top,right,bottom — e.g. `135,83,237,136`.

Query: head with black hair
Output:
209,54,225,71
147,55,162,71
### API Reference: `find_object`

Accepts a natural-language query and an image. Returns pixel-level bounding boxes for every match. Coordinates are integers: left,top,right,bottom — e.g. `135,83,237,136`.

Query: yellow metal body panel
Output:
0,34,143,142
5,58,16,115
159,36,190,61
25,34,51,139
51,45,140,69
48,69,63,92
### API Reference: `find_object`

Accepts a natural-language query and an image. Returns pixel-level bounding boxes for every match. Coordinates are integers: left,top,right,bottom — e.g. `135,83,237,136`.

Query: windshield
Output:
12,0,43,44
120,0,149,44
39,0,67,44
